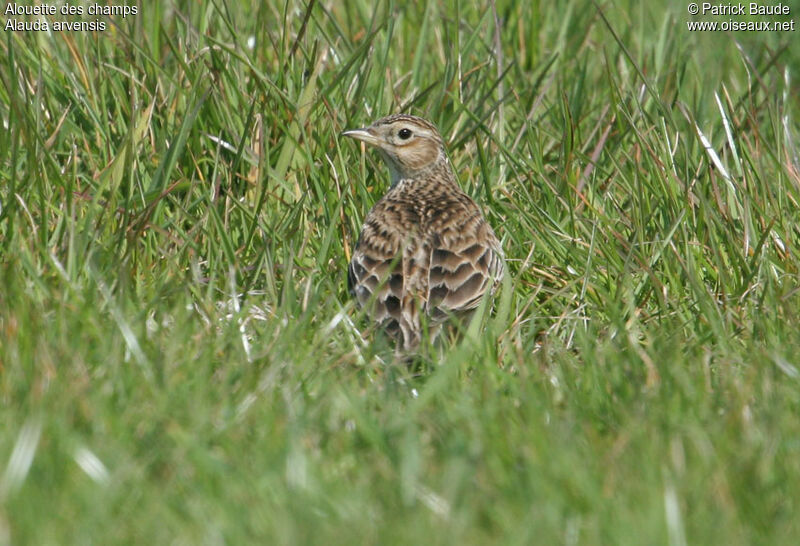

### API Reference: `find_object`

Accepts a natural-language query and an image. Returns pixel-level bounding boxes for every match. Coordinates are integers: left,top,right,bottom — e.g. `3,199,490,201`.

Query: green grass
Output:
2,0,800,543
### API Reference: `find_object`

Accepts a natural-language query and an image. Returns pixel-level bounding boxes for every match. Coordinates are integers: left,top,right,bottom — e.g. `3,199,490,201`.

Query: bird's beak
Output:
341,127,380,147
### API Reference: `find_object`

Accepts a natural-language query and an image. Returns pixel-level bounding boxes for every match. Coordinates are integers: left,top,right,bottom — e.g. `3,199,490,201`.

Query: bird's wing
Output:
348,202,406,338
426,209,504,320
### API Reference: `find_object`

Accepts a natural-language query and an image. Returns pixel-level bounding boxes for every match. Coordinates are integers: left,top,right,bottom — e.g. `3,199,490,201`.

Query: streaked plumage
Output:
343,114,504,351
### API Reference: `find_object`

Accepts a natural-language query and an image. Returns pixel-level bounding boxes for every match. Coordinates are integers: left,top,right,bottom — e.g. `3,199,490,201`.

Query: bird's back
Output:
349,172,503,351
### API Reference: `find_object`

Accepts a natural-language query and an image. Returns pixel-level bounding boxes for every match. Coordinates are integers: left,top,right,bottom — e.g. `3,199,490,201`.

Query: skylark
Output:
342,114,504,352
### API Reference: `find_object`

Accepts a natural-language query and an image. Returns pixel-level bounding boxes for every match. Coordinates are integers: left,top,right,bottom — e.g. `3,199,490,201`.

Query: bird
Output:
342,114,504,352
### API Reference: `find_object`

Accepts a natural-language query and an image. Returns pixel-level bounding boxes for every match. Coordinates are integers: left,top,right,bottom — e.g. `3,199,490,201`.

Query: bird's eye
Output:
398,128,413,140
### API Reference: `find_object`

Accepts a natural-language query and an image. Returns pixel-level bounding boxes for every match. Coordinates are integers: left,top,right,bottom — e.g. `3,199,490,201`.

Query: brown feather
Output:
344,114,504,351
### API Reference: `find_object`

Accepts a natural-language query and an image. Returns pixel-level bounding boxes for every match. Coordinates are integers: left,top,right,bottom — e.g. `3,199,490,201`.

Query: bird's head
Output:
342,114,446,184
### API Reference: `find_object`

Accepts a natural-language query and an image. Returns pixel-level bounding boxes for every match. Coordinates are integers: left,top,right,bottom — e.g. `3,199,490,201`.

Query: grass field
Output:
2,0,800,543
